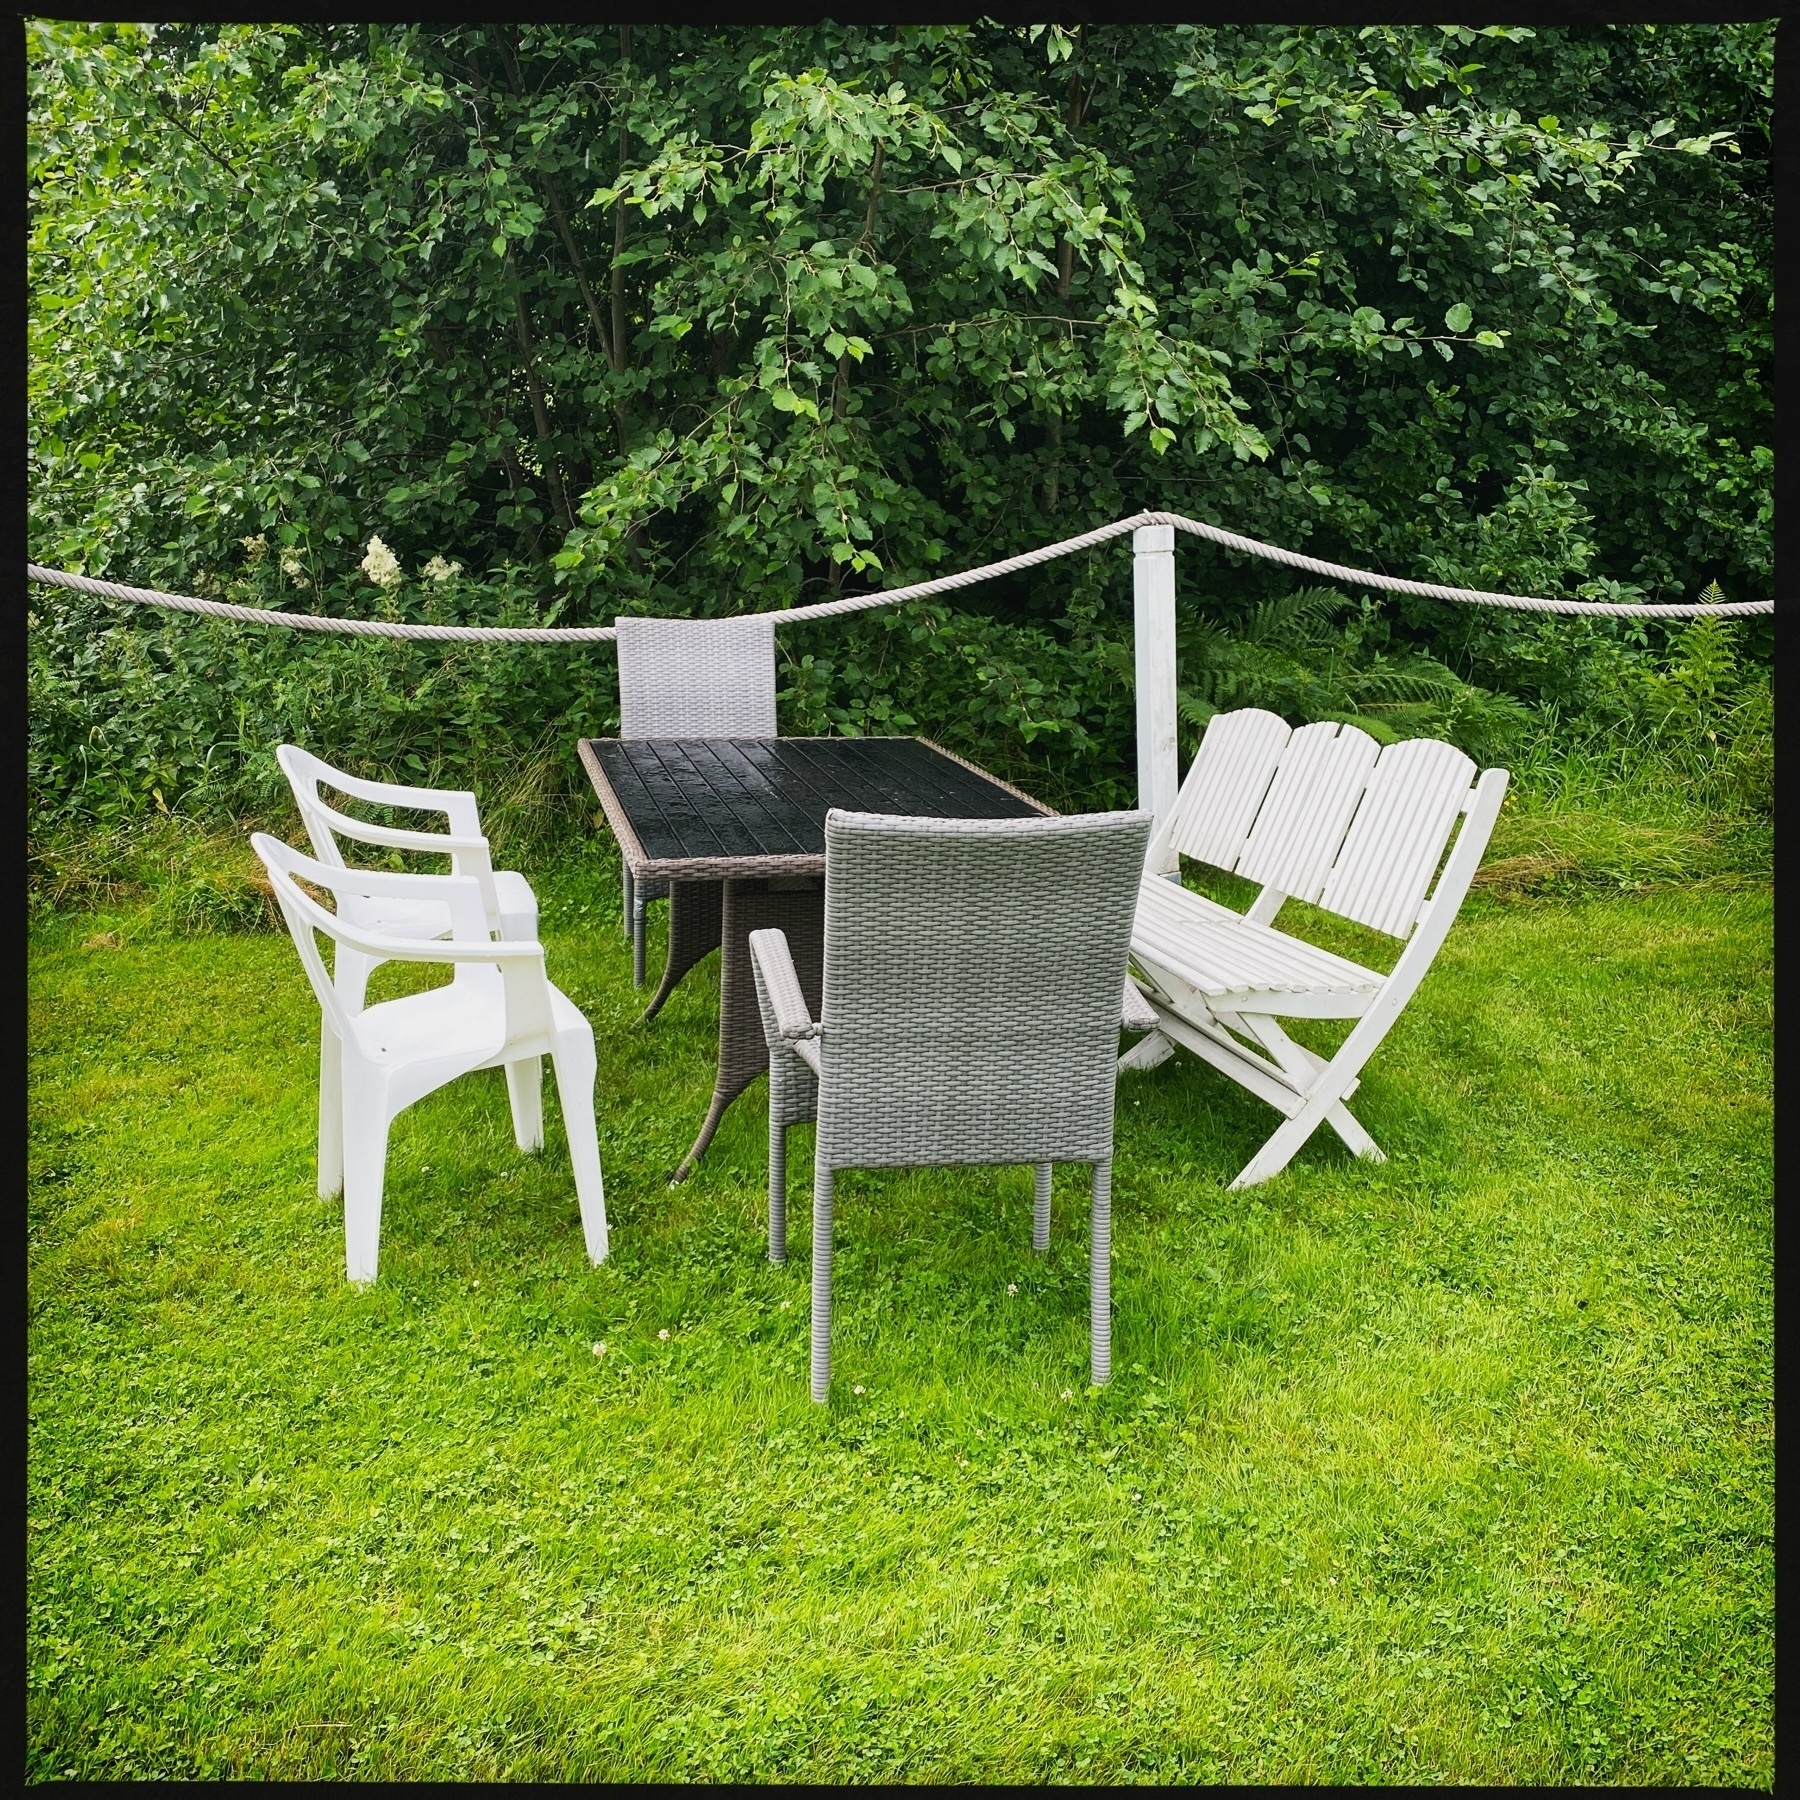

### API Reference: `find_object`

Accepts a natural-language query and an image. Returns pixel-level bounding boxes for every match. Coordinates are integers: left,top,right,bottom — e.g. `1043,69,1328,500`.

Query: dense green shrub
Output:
27,22,1771,843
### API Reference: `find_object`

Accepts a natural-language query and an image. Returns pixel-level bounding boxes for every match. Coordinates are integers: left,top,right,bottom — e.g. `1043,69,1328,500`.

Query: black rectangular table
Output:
578,736,1051,1180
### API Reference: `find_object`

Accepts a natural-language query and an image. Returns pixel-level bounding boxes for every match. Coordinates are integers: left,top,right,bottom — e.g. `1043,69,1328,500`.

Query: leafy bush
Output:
26,21,1772,865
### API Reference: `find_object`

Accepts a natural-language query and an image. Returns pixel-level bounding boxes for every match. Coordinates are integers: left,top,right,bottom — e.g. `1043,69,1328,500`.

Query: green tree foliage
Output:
27,22,1772,829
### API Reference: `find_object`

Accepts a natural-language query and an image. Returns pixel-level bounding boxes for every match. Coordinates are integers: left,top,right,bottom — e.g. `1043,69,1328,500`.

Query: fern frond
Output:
1238,586,1351,646
1343,656,1467,705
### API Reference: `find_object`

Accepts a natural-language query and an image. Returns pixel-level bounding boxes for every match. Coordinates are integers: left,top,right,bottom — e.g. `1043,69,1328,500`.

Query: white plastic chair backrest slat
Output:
277,744,499,925
253,834,496,1037
1234,720,1381,904
1318,737,1478,937
277,745,487,841
257,836,354,1033
278,745,353,869
615,614,778,739
279,744,482,823
1165,708,1291,871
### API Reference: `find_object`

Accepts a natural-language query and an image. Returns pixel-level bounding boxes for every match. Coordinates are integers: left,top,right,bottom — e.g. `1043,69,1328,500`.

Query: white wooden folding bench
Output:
1121,707,1508,1188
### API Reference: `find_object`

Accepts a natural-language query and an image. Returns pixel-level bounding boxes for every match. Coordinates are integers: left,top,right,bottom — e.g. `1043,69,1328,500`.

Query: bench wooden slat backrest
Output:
1318,737,1477,937
1160,707,1290,871
1158,711,1488,943
1234,720,1381,905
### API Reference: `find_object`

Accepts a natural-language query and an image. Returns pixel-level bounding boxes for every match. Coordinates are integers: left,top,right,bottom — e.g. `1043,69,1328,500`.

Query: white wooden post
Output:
1133,523,1180,871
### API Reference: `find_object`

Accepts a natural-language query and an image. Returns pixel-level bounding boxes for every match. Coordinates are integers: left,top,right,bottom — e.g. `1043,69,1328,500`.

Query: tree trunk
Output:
497,442,545,561
509,273,576,533
612,26,634,377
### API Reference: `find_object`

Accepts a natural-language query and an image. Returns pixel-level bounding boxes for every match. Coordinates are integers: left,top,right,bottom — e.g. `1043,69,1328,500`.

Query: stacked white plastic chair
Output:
253,832,607,1282
1122,708,1508,1187
277,745,539,1010
749,807,1152,1403
614,613,778,987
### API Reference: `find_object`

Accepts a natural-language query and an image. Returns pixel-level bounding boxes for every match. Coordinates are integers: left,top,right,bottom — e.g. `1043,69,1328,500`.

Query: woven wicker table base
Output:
641,879,723,1024
666,877,824,1183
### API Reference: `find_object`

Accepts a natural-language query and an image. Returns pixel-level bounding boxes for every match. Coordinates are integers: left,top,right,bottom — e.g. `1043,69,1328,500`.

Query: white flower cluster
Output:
281,551,307,586
360,535,403,590
422,555,462,583
239,534,268,562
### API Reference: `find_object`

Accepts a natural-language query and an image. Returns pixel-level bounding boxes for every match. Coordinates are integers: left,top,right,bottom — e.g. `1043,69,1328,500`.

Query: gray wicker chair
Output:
615,613,778,987
750,806,1153,1403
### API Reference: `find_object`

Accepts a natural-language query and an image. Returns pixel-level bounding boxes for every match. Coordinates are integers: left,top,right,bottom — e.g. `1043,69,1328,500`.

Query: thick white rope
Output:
24,565,620,641
25,510,1773,637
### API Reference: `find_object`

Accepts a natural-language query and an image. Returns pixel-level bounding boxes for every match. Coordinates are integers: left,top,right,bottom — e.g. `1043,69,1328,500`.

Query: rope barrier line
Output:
26,510,1773,639
24,565,620,641
1140,513,1776,619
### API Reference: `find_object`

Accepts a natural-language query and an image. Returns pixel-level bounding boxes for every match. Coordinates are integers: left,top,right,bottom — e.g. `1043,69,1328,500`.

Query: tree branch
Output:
151,89,240,183
495,28,619,376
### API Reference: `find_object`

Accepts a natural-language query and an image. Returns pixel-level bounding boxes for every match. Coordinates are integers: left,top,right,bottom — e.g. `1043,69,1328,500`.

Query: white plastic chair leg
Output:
1090,1159,1113,1387
1033,1162,1053,1252
505,1056,544,1152
317,1020,344,1199
550,1034,609,1264
811,1163,835,1404
341,1078,392,1284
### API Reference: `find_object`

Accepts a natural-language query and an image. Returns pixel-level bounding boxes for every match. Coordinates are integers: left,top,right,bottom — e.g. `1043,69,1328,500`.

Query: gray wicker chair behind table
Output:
750,806,1154,1403
614,614,778,989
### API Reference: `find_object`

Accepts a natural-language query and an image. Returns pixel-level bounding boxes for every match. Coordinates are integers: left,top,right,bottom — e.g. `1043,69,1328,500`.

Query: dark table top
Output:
579,736,1050,880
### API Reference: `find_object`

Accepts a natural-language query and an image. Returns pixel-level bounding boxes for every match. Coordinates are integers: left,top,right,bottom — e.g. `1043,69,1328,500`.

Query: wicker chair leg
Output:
621,864,634,936
1089,1158,1113,1387
1033,1163,1053,1252
811,1163,835,1403
769,1103,788,1265
632,894,647,989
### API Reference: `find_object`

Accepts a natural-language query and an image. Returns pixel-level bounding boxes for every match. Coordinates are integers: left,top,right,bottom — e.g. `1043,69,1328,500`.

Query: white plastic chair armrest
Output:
749,929,818,1040
311,767,484,838
342,931,546,967
304,797,492,858
493,870,539,941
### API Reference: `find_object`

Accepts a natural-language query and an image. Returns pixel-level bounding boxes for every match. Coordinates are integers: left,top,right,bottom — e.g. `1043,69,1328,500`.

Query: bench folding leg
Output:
1228,1048,1380,1189
1223,913,1453,1187
1219,1006,1394,1188
1118,1029,1175,1073
1227,1011,1383,1169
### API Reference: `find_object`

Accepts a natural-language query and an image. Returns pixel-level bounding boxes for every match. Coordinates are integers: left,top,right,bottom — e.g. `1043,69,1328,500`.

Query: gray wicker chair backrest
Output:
816,808,1151,1170
615,614,778,739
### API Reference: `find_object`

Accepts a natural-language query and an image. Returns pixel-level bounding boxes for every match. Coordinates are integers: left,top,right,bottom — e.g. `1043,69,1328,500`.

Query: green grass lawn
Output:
28,828,1771,1782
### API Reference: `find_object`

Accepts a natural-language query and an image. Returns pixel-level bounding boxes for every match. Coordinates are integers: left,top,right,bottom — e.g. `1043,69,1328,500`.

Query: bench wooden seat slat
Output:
1133,878,1384,1003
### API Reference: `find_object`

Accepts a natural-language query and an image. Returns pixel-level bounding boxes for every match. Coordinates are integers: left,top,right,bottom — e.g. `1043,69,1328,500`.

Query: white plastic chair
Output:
252,832,608,1283
277,745,538,1011
614,614,778,987
1122,709,1508,1188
